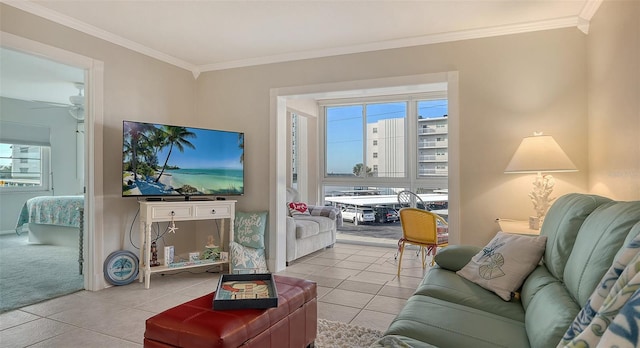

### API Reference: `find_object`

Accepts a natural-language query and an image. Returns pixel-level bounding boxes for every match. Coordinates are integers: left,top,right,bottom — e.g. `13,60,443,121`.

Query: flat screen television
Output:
122,120,244,199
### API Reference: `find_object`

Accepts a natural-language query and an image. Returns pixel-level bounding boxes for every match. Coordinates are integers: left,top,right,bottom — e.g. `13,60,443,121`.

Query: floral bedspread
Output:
15,195,84,233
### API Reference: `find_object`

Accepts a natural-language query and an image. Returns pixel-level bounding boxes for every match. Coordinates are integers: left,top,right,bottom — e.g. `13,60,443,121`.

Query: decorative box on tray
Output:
213,273,278,310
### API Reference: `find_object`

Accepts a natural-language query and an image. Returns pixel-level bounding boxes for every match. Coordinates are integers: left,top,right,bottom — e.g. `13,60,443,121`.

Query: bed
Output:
15,195,85,274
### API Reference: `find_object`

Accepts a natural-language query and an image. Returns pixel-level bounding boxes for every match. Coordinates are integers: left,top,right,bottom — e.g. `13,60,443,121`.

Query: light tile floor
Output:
0,242,430,347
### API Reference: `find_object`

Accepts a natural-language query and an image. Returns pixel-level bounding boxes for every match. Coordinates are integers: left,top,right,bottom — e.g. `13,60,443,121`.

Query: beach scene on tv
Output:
122,121,244,197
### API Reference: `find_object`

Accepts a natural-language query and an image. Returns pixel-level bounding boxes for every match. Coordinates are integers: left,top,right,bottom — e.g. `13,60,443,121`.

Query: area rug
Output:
316,318,385,348
0,233,83,313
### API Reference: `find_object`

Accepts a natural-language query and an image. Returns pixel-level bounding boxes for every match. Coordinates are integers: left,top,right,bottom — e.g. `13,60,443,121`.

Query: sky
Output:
326,100,448,174
124,122,244,170
0,144,11,166
155,128,243,170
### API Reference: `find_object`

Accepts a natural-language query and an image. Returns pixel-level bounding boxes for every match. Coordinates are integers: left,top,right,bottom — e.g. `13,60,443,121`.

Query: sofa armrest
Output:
433,245,482,271
307,205,342,227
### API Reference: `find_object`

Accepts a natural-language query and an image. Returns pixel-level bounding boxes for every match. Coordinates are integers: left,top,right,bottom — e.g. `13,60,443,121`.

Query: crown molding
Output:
577,0,603,34
580,0,604,21
197,16,580,72
4,1,585,76
3,1,198,74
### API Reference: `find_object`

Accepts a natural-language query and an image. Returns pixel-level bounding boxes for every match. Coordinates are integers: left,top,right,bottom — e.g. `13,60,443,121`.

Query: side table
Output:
495,219,540,235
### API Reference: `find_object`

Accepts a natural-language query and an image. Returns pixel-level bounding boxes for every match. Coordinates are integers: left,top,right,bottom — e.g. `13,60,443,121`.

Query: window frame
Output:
320,92,448,192
0,143,51,193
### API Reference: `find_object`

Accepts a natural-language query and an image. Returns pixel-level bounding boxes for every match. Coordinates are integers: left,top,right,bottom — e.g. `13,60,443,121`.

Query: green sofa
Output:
379,193,640,348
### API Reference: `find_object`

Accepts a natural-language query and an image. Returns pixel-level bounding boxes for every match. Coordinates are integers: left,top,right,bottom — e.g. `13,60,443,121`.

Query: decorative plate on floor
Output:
103,250,139,286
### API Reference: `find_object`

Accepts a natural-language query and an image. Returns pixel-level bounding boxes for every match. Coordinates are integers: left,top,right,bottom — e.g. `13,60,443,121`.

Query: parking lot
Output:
337,220,403,240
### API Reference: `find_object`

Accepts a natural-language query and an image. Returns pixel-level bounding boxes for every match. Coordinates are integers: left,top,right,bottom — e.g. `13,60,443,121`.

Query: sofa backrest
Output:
540,193,612,280
522,195,639,348
562,200,640,305
522,194,606,348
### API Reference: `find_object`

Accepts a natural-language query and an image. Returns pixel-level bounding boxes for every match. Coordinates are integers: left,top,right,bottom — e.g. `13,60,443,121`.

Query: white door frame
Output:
269,72,460,272
1,31,105,291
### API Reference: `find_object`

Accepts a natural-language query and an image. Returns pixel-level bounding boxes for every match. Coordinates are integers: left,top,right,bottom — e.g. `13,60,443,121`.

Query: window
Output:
325,105,364,177
325,102,406,178
0,143,50,191
323,96,448,190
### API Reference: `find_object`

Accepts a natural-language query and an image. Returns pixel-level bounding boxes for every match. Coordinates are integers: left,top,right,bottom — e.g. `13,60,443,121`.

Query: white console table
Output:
138,200,236,289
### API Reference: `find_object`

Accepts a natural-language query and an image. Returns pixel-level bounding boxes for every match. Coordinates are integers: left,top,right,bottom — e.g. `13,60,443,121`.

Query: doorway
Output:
270,71,460,272
0,46,87,311
1,31,105,296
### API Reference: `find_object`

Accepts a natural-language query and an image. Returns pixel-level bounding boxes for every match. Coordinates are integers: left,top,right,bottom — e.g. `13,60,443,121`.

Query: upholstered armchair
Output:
285,188,340,263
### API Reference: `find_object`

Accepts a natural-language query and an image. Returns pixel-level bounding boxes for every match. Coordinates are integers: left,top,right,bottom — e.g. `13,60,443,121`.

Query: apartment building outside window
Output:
322,96,448,197
0,143,50,191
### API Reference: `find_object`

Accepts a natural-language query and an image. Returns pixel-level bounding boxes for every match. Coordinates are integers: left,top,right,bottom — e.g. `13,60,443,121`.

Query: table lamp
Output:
504,132,577,229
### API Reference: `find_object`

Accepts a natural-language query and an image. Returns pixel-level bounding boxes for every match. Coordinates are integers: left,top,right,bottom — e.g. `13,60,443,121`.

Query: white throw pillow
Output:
457,232,547,301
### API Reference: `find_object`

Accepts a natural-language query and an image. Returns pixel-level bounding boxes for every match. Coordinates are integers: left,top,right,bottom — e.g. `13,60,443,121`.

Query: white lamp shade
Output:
505,134,577,173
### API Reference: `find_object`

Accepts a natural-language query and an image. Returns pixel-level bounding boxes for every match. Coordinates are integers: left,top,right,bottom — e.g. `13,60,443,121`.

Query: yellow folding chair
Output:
396,207,449,276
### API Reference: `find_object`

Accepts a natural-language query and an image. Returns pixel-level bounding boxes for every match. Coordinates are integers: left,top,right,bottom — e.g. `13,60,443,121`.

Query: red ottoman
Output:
144,275,317,348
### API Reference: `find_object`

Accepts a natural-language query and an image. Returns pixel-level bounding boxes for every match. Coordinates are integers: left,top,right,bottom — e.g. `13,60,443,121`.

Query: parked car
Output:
372,207,399,223
341,208,375,224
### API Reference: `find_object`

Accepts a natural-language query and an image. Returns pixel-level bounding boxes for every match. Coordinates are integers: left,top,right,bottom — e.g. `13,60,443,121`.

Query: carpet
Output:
316,318,385,348
0,233,83,313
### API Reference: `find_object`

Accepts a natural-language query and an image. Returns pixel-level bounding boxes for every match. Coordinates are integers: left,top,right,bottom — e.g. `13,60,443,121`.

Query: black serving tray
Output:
213,273,278,310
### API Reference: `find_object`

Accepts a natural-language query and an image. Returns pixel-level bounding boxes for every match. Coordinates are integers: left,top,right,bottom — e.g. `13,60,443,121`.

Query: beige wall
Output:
6,1,632,282
1,5,196,288
587,0,640,200
197,28,589,246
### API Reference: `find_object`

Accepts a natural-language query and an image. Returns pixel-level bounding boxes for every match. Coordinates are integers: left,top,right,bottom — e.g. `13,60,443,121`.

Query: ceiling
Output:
5,0,602,77
0,47,85,105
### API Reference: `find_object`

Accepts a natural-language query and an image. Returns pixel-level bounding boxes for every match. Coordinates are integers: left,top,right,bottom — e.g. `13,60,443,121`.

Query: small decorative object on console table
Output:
202,235,220,260
213,273,278,310
150,241,160,267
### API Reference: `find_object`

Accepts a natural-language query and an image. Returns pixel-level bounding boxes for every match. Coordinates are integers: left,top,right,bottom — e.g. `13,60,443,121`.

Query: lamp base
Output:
529,216,540,230
529,172,555,225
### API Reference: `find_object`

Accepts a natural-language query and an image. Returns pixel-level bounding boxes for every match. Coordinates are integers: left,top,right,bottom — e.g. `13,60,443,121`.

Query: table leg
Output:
139,219,145,283
144,221,152,289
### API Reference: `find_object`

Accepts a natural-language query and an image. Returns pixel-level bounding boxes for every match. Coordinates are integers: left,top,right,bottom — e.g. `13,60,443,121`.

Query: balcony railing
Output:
418,141,448,148
418,155,448,162
418,126,448,135
418,169,448,176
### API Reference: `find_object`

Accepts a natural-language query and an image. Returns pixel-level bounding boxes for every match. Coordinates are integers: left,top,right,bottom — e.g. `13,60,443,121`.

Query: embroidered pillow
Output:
230,241,268,274
457,232,547,301
288,202,310,216
234,211,267,249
